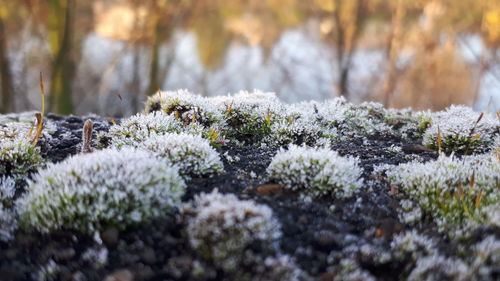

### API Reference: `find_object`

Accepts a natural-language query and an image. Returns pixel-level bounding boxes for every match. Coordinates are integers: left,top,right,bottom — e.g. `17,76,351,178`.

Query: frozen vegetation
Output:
0,89,498,281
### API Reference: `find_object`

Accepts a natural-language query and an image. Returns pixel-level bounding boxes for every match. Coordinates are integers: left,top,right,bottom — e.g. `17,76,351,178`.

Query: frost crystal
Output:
139,133,223,178
18,148,186,233
407,255,469,281
470,236,500,280
423,105,499,154
254,255,307,281
386,153,500,233
267,145,363,198
184,189,281,272
0,176,15,206
391,230,437,261
0,207,16,242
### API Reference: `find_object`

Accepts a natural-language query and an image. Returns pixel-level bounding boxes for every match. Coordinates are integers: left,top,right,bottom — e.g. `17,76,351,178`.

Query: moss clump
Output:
386,153,500,235
18,148,186,233
184,190,281,272
0,123,43,177
267,145,363,198
145,90,226,129
423,105,499,154
267,102,330,146
100,111,203,148
212,90,285,143
139,133,223,178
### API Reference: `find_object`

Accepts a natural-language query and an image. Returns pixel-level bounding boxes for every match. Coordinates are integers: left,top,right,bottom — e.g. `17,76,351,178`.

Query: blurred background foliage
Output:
0,0,499,116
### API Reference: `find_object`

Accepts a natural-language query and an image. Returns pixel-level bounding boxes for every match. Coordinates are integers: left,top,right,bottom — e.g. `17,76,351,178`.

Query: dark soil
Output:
0,114,495,281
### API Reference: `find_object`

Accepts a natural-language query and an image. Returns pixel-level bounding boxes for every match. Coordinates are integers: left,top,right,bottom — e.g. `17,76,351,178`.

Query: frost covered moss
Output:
267,102,331,146
386,154,500,234
184,190,281,272
314,98,421,140
101,111,203,148
18,148,186,233
267,145,363,198
139,133,223,178
145,90,225,128
423,105,499,154
0,123,43,177
212,90,285,143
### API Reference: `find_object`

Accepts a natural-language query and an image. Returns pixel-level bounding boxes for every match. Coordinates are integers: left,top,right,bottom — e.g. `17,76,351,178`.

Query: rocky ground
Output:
0,114,497,281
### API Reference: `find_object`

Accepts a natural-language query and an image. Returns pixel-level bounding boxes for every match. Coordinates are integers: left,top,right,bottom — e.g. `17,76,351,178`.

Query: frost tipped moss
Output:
268,102,331,146
315,99,418,140
184,190,281,272
139,133,223,178
386,154,500,234
18,148,186,234
145,90,225,128
423,105,499,154
212,90,285,143
267,145,363,198
101,111,203,148
0,123,43,177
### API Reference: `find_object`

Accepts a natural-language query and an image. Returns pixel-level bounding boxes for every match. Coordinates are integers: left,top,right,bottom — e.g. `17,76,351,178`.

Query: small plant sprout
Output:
385,154,500,234
139,133,223,178
30,72,46,146
81,119,94,153
423,105,499,154
267,145,363,198
183,189,281,272
18,148,186,233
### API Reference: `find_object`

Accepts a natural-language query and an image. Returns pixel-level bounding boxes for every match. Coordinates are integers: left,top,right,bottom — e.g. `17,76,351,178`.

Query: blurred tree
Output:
381,0,405,106
146,0,188,97
190,0,232,70
313,0,369,99
0,15,13,113
47,0,76,114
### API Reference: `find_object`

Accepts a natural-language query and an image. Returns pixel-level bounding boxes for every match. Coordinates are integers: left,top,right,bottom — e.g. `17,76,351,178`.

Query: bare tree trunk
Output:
332,0,365,100
146,16,161,97
382,0,405,107
48,0,75,115
0,17,13,113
